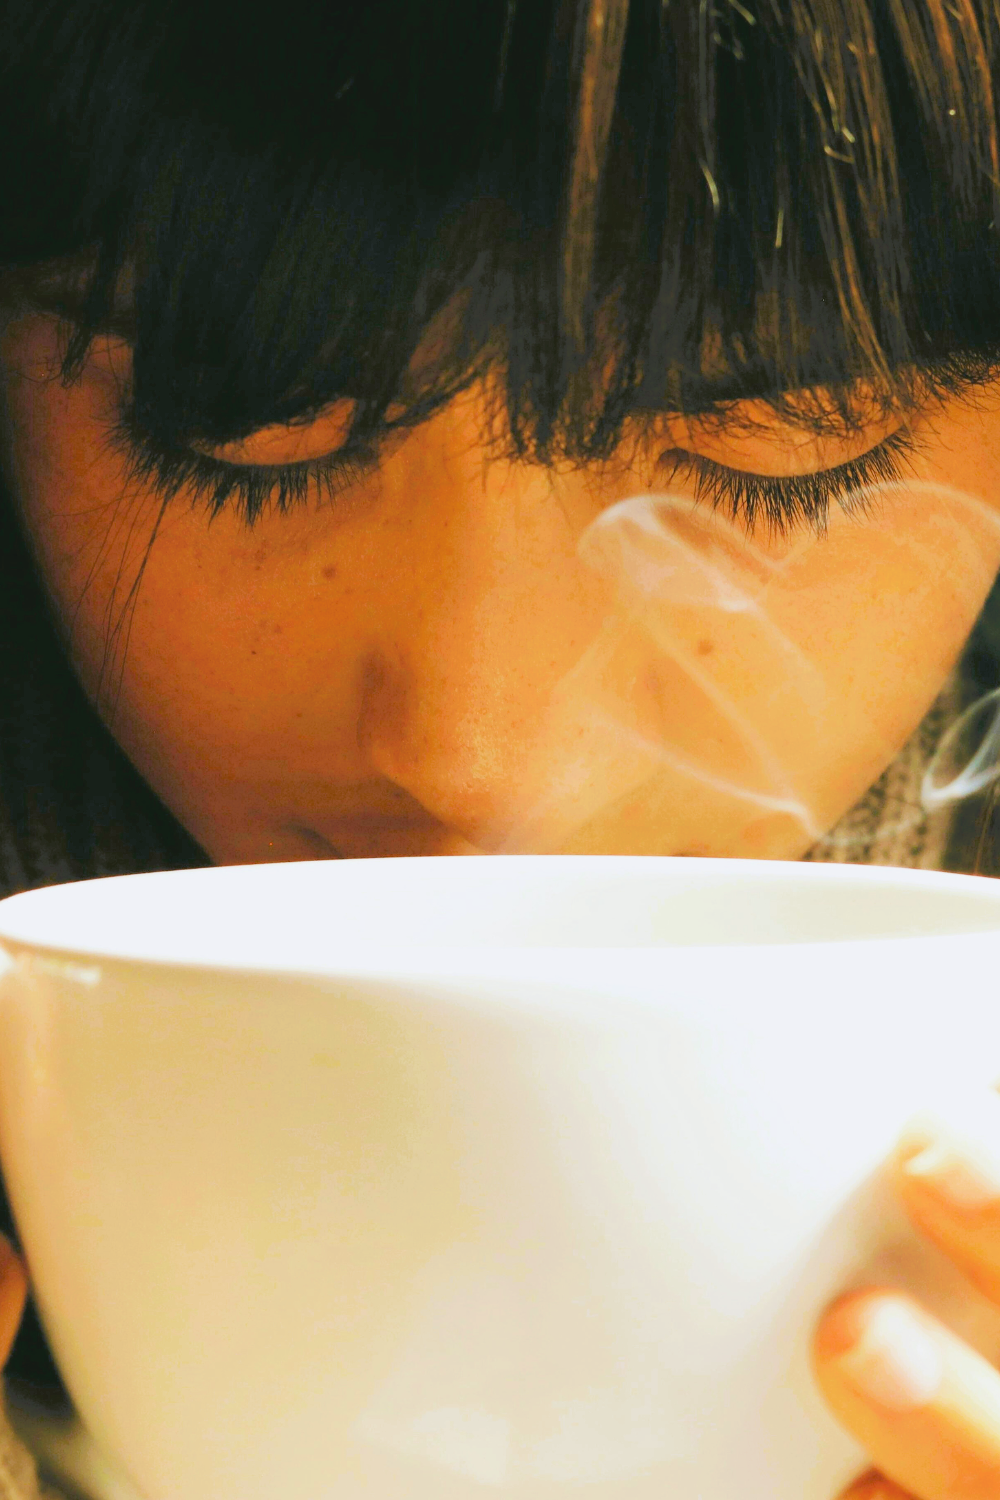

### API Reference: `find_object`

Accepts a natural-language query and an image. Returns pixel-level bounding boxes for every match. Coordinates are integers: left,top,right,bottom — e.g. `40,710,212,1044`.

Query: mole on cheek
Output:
696,639,715,656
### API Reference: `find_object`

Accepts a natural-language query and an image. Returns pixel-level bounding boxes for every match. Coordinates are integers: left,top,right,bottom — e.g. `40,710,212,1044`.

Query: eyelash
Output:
108,403,922,536
105,407,381,529
657,424,924,536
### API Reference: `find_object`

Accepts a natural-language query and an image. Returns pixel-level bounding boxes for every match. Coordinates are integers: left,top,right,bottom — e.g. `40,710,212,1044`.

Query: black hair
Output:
4,0,1000,467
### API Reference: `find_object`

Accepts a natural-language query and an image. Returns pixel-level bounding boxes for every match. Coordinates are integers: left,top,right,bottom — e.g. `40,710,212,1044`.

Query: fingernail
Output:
902,1140,1000,1211
829,1299,943,1412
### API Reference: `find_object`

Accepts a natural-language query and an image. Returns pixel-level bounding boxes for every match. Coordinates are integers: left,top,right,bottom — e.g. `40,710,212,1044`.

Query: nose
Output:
356,457,614,852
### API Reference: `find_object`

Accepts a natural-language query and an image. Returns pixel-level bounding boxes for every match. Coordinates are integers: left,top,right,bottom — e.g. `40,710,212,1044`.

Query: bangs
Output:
3,0,1000,461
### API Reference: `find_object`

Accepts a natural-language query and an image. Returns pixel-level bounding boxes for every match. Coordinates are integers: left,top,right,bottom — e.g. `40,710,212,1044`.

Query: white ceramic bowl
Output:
1,856,1000,1500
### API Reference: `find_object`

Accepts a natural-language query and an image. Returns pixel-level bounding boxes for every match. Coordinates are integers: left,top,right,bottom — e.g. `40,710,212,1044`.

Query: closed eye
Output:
105,402,383,529
105,395,925,537
656,424,925,537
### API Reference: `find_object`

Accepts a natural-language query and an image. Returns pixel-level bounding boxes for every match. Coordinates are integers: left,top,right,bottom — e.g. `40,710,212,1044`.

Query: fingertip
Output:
813,1286,900,1363
887,1128,936,1176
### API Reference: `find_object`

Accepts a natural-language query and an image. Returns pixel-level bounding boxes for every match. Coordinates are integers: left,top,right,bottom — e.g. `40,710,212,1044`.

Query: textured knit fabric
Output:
0,1405,58,1500
802,666,975,872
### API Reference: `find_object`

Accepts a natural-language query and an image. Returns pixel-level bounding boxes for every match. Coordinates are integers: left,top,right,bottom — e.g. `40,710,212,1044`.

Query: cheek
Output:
700,485,1000,816
512,478,1000,858
0,348,359,796
106,541,366,772
781,483,1000,674
0,318,145,677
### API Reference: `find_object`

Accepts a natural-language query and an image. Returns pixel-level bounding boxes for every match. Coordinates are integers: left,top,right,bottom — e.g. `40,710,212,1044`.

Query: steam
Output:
490,477,1000,859
922,687,1000,810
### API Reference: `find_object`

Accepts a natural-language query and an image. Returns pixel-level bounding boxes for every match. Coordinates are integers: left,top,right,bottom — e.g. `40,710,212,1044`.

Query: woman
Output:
2,0,1000,1494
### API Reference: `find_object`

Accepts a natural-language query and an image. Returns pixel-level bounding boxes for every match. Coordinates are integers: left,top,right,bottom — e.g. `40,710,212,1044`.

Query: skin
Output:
3,313,1000,865
7,311,1000,1496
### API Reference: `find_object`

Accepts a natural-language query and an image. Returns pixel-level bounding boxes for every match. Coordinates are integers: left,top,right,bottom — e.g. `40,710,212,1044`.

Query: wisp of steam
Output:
492,474,1000,860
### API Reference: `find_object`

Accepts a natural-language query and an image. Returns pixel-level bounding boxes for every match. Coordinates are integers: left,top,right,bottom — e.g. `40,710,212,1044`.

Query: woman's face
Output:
3,310,1000,865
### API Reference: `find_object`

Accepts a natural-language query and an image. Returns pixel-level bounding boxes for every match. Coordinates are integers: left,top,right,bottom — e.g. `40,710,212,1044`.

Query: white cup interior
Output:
2,857,1000,969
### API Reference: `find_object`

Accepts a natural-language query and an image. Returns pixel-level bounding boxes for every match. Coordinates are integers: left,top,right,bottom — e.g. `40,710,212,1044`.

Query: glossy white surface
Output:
4,855,1000,960
1,857,1000,1500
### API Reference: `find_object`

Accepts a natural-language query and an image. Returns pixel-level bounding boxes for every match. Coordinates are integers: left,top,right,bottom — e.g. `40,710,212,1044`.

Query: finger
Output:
813,1287,1000,1500
0,1234,27,1369
886,1092,1000,1307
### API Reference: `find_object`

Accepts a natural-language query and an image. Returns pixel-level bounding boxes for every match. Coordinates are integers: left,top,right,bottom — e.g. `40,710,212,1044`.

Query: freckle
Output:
696,639,715,656
322,564,337,580
273,624,282,634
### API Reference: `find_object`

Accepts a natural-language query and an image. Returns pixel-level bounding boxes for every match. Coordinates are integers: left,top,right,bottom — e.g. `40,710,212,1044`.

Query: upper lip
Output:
286,813,480,858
